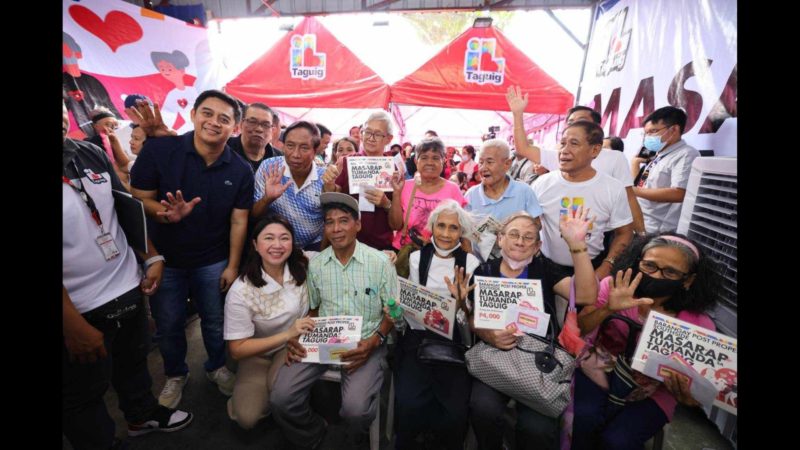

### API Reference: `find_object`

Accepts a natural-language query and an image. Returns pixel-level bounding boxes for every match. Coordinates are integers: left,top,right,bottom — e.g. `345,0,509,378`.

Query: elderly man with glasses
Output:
328,110,398,251
228,102,283,174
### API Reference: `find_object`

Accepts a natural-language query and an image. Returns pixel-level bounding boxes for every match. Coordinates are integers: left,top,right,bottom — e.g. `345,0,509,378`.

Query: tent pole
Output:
574,1,599,106
389,102,407,144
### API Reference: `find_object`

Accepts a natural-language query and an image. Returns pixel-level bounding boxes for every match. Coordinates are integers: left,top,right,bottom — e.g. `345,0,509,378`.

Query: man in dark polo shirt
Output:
228,102,282,174
331,110,396,251
130,89,254,410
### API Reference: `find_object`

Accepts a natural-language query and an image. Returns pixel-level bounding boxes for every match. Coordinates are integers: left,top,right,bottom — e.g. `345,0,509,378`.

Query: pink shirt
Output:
591,276,716,421
458,159,478,179
392,179,466,249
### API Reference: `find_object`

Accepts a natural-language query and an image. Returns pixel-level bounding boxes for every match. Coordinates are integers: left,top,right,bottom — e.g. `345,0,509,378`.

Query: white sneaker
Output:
158,374,189,409
207,366,235,396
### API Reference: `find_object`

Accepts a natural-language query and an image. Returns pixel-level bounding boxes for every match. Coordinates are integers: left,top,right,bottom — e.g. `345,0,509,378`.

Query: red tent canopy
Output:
390,24,573,114
225,16,390,109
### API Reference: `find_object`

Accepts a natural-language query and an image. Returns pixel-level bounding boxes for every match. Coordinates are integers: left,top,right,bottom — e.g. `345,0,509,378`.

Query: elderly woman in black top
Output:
468,208,597,450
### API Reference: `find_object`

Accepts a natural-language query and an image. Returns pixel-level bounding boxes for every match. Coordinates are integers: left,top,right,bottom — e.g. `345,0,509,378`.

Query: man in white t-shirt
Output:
592,137,646,234
508,85,645,235
532,121,633,281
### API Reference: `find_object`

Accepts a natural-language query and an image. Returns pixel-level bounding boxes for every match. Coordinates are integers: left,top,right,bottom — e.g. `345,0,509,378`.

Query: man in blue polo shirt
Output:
251,120,338,251
465,138,543,221
130,89,254,409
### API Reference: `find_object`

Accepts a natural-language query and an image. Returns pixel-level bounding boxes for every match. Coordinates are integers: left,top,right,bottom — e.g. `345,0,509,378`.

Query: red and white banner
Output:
63,0,213,136
578,0,736,157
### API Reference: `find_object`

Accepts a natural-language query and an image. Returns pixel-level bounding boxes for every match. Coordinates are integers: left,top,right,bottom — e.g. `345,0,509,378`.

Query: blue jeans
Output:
149,259,228,377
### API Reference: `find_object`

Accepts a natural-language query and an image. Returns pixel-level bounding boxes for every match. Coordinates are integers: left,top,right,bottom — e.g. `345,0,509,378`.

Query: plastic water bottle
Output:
387,298,403,320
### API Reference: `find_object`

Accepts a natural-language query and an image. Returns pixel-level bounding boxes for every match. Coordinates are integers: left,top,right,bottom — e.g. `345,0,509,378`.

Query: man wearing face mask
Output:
631,107,699,233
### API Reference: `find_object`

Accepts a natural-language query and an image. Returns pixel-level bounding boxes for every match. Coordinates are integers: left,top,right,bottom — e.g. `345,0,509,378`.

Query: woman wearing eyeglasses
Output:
468,209,598,450
571,232,721,450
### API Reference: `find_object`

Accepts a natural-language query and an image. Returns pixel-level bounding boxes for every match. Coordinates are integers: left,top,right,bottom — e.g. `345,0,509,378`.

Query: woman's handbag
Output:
395,182,420,278
576,313,643,392
465,314,575,418
558,277,588,357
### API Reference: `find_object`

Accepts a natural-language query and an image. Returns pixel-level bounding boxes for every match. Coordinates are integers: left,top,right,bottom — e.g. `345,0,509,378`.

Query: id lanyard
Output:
636,152,666,188
63,161,120,260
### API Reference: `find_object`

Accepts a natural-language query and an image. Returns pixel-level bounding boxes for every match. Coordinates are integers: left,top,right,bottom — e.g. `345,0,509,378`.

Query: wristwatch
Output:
375,330,387,345
603,256,616,266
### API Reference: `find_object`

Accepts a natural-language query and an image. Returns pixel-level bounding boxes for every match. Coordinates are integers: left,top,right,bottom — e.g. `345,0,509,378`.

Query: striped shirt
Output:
254,156,324,248
308,242,398,340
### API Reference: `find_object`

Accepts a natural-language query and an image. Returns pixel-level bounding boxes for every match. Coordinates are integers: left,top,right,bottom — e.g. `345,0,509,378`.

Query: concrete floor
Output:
64,314,735,449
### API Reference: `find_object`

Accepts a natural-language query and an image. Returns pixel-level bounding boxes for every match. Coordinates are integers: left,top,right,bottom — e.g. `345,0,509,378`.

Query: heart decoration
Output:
479,52,499,72
177,98,188,108
303,47,322,67
69,5,143,52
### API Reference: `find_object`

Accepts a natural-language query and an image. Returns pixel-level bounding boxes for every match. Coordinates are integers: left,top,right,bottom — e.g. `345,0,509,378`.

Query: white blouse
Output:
224,265,309,355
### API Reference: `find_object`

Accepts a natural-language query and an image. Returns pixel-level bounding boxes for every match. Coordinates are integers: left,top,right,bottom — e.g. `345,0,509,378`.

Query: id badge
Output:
96,233,120,260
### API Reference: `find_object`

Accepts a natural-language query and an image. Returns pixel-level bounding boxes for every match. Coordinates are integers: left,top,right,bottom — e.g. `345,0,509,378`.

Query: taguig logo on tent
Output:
464,38,505,86
290,34,326,80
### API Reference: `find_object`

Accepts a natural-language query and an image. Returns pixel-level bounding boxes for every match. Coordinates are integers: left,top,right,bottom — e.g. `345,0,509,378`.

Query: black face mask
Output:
634,273,685,299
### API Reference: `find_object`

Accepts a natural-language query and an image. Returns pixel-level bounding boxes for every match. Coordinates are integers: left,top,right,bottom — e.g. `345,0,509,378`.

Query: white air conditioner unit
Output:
676,156,737,445
677,156,737,336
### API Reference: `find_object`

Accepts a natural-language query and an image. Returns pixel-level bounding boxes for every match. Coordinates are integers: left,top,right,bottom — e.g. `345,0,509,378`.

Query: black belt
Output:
81,286,142,327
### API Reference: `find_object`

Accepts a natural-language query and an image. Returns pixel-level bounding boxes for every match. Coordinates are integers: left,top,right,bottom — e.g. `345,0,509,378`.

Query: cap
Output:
320,192,360,219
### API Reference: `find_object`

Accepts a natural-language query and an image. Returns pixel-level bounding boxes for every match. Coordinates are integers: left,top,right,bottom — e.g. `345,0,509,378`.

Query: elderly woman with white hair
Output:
393,199,480,450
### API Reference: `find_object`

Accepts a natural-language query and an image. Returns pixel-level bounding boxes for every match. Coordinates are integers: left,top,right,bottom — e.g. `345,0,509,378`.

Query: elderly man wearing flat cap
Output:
270,192,398,450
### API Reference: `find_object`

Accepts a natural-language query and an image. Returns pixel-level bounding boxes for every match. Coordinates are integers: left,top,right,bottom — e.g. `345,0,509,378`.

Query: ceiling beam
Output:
254,0,278,16
489,0,517,7
545,8,585,49
366,1,401,10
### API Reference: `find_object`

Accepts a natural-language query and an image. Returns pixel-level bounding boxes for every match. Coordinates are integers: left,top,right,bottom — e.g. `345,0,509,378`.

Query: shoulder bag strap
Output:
401,182,418,241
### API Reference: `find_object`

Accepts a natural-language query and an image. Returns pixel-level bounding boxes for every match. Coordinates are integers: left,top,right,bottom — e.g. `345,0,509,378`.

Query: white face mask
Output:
432,237,459,257
500,248,533,270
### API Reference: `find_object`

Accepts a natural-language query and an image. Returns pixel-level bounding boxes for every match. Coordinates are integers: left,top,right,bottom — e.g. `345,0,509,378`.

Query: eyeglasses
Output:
362,130,387,140
644,126,670,136
503,231,538,244
638,259,690,280
244,118,272,129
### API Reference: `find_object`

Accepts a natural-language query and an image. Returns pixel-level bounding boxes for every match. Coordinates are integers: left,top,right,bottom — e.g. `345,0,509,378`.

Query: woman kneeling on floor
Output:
223,215,316,429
